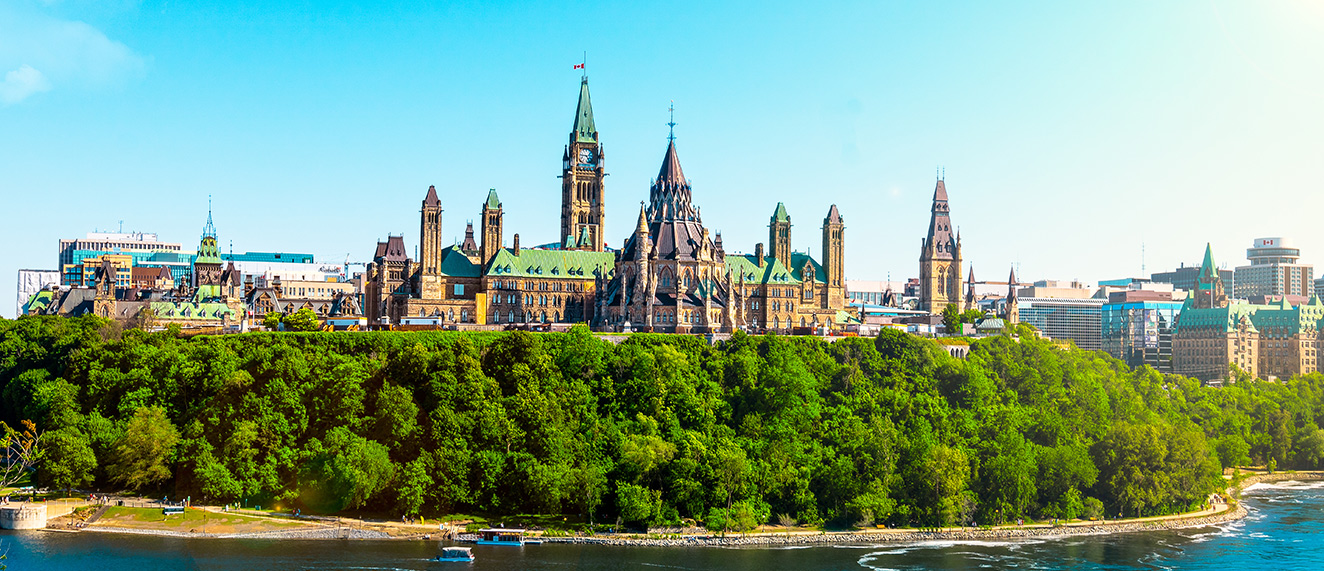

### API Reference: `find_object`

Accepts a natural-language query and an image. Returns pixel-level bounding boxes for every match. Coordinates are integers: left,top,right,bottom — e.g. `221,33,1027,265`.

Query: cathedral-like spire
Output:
648,138,699,223
203,195,217,239
572,77,597,143
634,202,649,235
423,185,441,207
1007,266,1018,302
1199,242,1217,279
922,179,956,260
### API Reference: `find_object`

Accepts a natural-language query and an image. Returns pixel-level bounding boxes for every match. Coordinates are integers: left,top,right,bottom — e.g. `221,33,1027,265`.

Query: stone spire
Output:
923,179,955,260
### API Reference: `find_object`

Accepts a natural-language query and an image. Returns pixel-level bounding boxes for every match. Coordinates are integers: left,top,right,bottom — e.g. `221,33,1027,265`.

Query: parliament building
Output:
363,77,853,332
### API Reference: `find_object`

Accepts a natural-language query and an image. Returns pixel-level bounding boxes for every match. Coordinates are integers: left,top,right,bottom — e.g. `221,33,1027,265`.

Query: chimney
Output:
244,274,254,296
513,233,520,254
755,243,765,268
273,275,283,297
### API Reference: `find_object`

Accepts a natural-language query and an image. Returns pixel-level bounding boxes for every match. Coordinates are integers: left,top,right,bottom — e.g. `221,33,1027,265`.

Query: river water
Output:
6,481,1322,570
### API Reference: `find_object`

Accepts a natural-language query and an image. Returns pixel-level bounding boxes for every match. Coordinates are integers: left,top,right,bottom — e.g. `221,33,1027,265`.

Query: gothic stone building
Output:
364,77,851,332
1174,244,1324,382
594,137,848,333
919,178,964,314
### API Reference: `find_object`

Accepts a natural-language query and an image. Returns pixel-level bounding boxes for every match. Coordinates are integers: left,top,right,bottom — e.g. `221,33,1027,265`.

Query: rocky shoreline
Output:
81,525,391,540
541,471,1324,548
63,470,1323,546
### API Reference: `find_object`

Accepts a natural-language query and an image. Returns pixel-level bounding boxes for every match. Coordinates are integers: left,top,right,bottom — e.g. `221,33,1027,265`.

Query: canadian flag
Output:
573,63,584,69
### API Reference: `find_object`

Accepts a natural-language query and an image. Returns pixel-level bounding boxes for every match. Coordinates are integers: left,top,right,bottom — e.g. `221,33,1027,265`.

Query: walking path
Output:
44,470,1324,545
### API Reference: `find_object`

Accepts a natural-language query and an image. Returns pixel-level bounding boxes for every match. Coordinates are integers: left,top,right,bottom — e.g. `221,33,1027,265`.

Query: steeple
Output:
1005,265,1019,325
648,138,698,223
202,195,217,239
634,202,649,235
572,77,597,143
1193,242,1228,309
923,179,955,260
1199,242,1217,279
423,184,441,207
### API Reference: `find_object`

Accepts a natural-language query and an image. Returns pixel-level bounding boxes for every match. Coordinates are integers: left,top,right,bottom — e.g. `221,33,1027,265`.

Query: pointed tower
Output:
561,77,606,251
460,222,478,253
964,266,977,312
769,202,792,264
480,189,503,266
919,176,962,314
821,204,846,310
1193,243,1228,309
1004,266,1019,325
419,185,444,297
193,200,223,300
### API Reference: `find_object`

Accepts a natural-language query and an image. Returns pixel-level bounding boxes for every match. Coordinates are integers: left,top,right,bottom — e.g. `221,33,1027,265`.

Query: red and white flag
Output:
573,63,584,70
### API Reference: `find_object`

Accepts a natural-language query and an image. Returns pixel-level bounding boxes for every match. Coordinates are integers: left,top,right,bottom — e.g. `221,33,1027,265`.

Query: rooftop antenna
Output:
667,101,676,142
941,166,945,180
118,220,123,233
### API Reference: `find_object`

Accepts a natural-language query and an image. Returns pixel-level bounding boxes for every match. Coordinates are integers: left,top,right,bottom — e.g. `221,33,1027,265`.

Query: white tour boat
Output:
436,546,474,562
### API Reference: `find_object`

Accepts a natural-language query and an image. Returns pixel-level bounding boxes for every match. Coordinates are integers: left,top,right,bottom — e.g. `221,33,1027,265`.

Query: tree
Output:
942,304,962,335
302,427,395,511
960,308,985,324
283,308,321,332
0,420,42,488
38,427,96,495
106,406,180,490
396,455,434,516
262,312,282,330
616,482,660,527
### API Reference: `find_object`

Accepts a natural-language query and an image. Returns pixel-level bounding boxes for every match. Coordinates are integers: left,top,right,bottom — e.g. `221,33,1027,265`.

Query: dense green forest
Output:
4,316,1324,529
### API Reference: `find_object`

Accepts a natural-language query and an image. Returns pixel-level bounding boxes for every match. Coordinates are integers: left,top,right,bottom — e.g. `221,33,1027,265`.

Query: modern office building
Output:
1016,296,1104,350
1152,264,1233,294
58,232,183,277
1234,237,1313,299
1102,288,1185,373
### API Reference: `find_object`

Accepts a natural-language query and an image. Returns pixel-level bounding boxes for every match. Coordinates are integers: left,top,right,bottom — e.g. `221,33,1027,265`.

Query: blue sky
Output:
3,0,1324,316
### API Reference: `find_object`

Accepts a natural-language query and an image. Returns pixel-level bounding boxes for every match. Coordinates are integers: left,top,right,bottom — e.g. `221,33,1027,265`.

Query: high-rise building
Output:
918,177,962,314
1234,237,1313,299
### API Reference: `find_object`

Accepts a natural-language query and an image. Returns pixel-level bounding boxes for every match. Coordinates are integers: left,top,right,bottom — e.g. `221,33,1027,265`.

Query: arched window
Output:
448,309,455,322
509,310,515,322
462,309,469,322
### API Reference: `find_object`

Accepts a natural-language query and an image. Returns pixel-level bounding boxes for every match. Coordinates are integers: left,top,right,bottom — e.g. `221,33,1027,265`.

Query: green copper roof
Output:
1175,302,1258,334
22,290,53,314
724,254,800,285
440,247,482,278
149,301,235,320
772,202,790,223
485,189,501,209
1199,243,1217,279
572,78,597,143
485,248,614,279
789,252,827,284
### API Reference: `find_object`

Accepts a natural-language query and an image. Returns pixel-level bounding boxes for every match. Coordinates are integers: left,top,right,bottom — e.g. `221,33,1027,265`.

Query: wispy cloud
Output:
0,65,52,104
0,2,145,105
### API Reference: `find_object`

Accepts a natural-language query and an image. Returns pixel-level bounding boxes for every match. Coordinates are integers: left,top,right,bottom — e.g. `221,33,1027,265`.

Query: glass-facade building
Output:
1102,298,1184,373
1017,297,1104,350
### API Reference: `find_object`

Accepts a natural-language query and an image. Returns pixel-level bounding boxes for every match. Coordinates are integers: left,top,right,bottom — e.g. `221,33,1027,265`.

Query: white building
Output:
1234,237,1313,299
16,269,60,315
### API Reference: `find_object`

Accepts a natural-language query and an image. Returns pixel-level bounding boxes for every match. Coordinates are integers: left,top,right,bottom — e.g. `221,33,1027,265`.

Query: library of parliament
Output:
362,76,851,333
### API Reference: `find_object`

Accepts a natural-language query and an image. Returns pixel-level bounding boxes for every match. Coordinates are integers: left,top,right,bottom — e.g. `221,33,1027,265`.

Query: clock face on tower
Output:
578,147,594,165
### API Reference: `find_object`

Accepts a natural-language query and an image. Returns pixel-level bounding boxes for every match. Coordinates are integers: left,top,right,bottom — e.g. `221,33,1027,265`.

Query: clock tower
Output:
561,76,606,251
